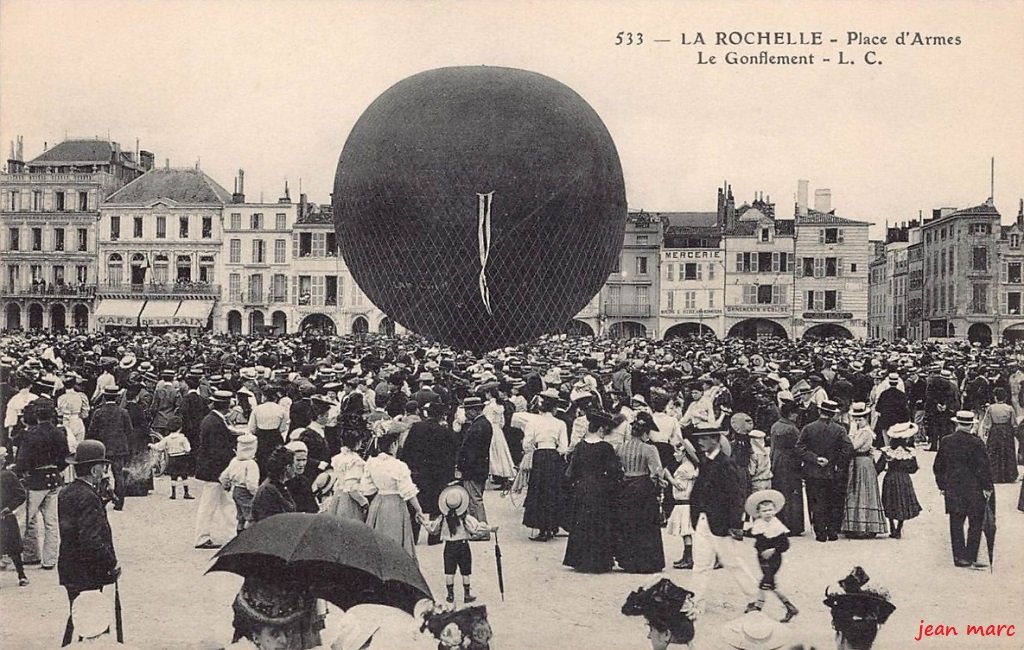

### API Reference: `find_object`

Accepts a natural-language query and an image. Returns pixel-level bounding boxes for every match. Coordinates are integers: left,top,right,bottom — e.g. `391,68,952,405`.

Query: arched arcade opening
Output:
664,323,716,340
607,320,647,339
300,313,337,335
727,318,788,340
803,323,853,340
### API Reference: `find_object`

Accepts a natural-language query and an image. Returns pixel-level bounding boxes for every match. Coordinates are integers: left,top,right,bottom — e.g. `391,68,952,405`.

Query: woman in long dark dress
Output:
518,390,568,542
563,410,622,574
614,412,665,573
769,401,805,535
979,388,1019,483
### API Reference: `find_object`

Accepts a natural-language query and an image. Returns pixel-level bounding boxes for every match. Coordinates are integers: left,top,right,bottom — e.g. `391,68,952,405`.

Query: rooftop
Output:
28,139,141,169
795,209,870,226
104,168,232,205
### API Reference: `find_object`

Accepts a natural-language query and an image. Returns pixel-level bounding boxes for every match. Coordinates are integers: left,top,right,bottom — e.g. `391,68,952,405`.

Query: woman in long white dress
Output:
360,431,425,558
321,429,369,521
482,386,516,489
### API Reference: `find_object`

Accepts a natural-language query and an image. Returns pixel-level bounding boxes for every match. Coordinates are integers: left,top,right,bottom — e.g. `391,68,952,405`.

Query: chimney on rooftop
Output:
1017,198,1023,227
139,150,154,171
814,189,832,214
232,169,246,204
299,193,307,220
279,180,291,204
7,136,25,173
796,180,809,216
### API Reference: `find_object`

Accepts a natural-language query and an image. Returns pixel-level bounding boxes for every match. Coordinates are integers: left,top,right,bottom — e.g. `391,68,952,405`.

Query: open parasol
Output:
207,513,432,613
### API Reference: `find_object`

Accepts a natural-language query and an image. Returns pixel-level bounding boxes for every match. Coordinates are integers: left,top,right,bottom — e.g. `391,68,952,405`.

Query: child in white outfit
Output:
664,441,699,569
219,434,260,534
148,415,193,500
420,484,497,604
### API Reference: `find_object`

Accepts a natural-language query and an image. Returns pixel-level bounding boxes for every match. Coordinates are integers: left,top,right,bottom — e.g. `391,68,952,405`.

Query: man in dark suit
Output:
874,373,910,448
934,411,993,569
401,401,457,544
192,391,236,549
86,386,132,510
16,398,69,568
456,396,492,537
689,427,757,615
178,374,209,474
925,367,959,451
58,440,119,646
795,400,853,542
411,372,441,409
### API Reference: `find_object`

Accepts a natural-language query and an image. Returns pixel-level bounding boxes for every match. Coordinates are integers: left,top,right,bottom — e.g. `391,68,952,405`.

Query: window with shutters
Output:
814,258,825,278
249,274,264,301
229,273,241,302
338,275,346,305
812,290,824,311
230,213,241,230
665,263,673,281
806,291,815,310
758,252,772,271
250,213,263,230
971,222,991,235
272,274,287,302
972,284,988,313
77,228,87,251
291,277,298,305
230,239,241,264
312,276,325,306
666,290,674,313
684,263,700,280
684,291,696,309
802,257,814,277
276,213,287,230
1008,292,1022,315
179,216,189,239
313,232,326,257
274,239,286,264
972,247,988,271
708,290,715,308
298,276,312,304
708,263,715,280
822,228,843,244
743,285,757,304
54,228,65,251
326,232,337,255
156,216,166,239
1009,263,1022,284
252,240,266,264
637,286,649,305
326,276,338,306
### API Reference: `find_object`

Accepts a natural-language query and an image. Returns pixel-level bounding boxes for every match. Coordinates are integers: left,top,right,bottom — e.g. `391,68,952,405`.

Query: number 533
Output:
615,32,643,45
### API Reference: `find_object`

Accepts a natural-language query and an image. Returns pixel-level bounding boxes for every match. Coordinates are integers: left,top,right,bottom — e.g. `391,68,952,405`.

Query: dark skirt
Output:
166,454,190,480
523,449,564,532
0,512,23,555
614,476,665,574
986,423,1019,483
881,470,921,521
652,441,678,522
772,466,805,535
563,476,615,573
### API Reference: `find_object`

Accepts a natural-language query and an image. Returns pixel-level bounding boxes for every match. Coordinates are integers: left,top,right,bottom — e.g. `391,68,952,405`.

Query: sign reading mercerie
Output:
662,249,723,261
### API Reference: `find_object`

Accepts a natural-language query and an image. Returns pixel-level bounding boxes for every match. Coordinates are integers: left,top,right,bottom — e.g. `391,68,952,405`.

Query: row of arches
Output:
5,303,89,331
223,311,395,337
562,318,856,340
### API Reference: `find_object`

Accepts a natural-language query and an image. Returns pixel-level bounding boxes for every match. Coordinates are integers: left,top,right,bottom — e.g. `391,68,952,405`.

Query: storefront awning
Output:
139,300,182,327
94,300,146,327
173,300,215,328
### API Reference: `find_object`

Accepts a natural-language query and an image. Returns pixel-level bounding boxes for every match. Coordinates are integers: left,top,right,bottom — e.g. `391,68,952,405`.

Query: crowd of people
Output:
1,327,1022,648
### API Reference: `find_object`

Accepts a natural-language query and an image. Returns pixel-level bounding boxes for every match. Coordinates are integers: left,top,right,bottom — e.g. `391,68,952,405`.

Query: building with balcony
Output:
866,223,913,340
723,187,797,339
791,183,871,339
1,137,149,330
96,165,229,330
998,201,1024,341
218,173,296,334
596,210,661,338
286,198,390,336
919,200,1001,344
660,211,724,338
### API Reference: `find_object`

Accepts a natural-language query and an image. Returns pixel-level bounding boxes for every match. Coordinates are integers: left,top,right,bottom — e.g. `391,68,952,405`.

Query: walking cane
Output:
114,579,124,643
493,531,505,601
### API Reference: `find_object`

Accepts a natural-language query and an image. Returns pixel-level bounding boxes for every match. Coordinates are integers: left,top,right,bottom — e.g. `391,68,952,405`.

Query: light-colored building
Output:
599,211,662,338
95,166,229,330
791,183,871,340
219,173,296,334
906,229,924,342
868,255,887,339
660,212,724,338
919,201,1000,343
997,201,1024,341
1,138,148,331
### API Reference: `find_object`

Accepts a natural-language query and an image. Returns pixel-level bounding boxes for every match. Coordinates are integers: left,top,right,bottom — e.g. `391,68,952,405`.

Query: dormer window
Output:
1011,234,1020,248
760,227,771,242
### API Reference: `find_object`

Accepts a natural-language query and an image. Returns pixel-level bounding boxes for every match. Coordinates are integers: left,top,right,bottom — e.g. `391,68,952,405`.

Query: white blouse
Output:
330,448,366,495
360,453,419,500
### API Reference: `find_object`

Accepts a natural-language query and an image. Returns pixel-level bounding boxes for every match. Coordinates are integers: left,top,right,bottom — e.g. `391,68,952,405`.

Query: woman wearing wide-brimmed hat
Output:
876,422,921,539
822,567,896,650
840,403,888,538
518,388,568,542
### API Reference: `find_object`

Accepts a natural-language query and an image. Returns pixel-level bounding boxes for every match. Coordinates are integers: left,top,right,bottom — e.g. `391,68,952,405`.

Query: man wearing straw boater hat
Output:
87,386,132,511
58,439,120,646
688,426,757,616
193,390,237,549
933,410,993,569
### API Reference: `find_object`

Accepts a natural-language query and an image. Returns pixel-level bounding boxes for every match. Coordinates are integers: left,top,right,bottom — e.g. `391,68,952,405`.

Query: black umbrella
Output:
207,513,432,613
983,492,996,573
494,530,505,601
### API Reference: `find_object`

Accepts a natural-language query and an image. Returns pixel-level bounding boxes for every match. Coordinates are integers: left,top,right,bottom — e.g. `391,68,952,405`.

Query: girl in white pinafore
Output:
483,388,516,488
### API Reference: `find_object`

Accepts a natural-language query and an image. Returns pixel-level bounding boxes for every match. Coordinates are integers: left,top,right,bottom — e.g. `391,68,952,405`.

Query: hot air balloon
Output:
334,66,626,352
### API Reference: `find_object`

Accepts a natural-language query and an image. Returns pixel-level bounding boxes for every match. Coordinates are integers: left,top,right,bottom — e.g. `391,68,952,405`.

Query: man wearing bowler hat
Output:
934,410,993,569
795,400,853,542
58,440,119,646
456,396,492,538
688,426,757,615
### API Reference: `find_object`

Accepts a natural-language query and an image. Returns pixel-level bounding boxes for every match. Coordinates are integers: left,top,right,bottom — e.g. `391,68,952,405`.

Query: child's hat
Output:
744,488,786,519
236,434,258,459
437,484,470,517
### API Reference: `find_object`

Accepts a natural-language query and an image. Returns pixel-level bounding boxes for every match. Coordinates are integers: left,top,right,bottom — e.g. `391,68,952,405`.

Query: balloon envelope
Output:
334,66,626,352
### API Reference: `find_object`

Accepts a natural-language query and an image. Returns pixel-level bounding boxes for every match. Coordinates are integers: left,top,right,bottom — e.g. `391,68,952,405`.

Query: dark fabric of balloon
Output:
334,66,627,352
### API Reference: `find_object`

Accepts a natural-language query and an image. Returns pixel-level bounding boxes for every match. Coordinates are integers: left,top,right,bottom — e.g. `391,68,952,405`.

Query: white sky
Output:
2,0,1022,238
